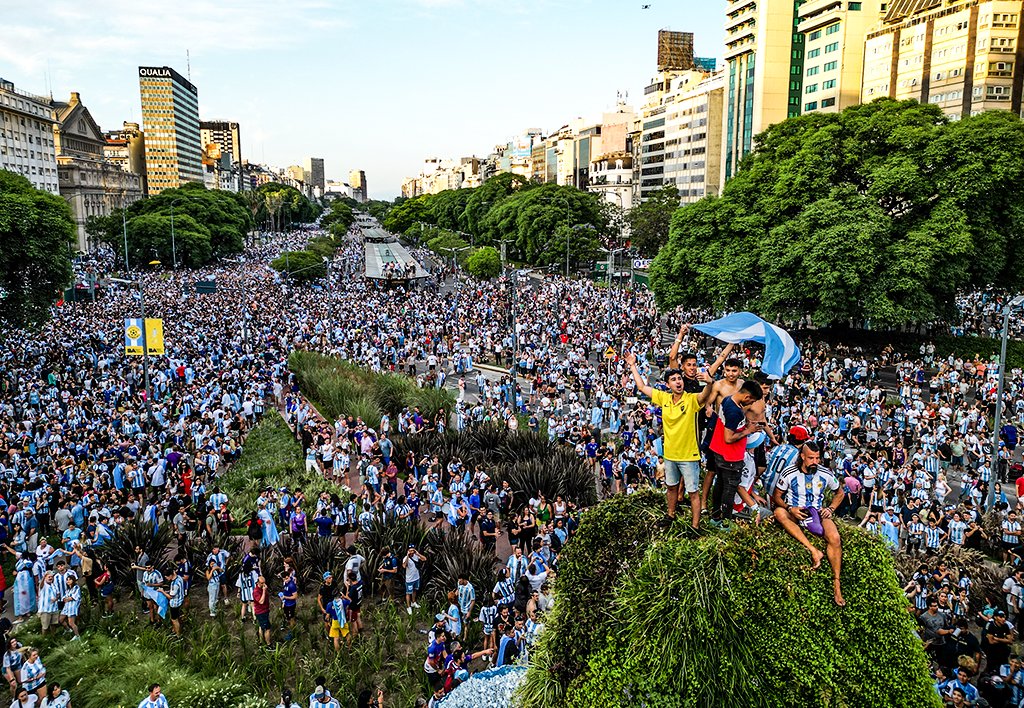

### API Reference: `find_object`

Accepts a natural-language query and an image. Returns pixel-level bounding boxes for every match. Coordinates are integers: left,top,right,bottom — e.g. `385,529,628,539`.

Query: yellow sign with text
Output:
145,318,165,356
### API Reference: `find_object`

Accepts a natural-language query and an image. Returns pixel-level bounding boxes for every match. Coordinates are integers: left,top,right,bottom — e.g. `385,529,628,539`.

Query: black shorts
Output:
169,605,181,620
256,612,271,630
283,605,296,619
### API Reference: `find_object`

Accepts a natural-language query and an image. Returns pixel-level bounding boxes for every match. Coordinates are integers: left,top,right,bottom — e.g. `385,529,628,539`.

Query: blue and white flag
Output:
692,312,800,379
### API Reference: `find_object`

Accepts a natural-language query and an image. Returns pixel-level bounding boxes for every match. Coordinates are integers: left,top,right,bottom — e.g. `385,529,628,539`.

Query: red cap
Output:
788,425,810,442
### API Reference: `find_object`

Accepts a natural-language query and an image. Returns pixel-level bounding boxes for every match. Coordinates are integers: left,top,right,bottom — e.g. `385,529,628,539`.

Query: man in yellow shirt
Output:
627,352,714,530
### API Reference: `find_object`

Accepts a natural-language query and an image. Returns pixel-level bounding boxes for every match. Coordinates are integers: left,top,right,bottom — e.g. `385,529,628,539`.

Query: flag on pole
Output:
692,312,801,379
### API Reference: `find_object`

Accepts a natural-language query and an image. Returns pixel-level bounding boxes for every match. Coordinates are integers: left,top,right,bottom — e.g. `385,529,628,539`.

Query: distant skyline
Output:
1,1,724,199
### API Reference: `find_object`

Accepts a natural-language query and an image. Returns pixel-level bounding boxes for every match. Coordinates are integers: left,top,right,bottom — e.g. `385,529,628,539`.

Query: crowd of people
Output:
0,211,1022,706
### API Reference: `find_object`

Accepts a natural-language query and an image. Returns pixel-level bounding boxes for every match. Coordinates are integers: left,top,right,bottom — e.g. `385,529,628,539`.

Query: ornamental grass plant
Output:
519,489,940,708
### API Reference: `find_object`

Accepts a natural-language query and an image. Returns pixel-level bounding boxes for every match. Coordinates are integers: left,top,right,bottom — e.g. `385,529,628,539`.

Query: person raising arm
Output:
626,352,713,531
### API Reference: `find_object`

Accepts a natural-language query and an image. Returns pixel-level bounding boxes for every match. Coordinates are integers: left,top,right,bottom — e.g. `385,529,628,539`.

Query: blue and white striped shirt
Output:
925,526,943,548
1002,520,1021,544
169,576,186,608
62,584,81,616
764,445,801,496
949,520,967,545
775,464,839,510
38,580,61,614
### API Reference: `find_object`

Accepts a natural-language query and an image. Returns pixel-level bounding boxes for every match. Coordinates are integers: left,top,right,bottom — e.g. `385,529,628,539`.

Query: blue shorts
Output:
664,460,701,494
405,579,420,595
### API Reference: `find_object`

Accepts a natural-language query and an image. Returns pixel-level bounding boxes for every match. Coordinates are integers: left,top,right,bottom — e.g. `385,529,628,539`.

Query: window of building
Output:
821,97,836,107
849,1,862,9
823,79,837,89
807,66,820,76
825,42,839,53
792,49,803,59
806,83,818,93
826,23,841,35
824,60,837,71
810,30,822,40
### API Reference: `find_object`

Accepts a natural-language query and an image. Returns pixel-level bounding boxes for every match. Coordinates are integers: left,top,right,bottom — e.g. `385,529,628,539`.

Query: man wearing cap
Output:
317,571,336,638
310,684,341,707
403,545,427,616
984,609,1017,672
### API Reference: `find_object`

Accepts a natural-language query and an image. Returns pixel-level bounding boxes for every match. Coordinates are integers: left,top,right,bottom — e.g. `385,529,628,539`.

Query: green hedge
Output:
218,412,349,512
288,350,454,424
16,624,262,708
518,490,939,708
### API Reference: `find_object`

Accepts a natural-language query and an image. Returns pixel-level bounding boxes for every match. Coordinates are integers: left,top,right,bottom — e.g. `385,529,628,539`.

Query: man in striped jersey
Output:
772,442,847,606
762,425,810,501
1002,511,1022,564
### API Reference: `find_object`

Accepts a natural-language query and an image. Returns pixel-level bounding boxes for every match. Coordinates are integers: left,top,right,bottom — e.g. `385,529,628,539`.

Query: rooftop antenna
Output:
187,50,191,81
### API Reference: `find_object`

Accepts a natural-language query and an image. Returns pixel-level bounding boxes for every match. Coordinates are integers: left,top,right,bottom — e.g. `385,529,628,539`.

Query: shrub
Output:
288,351,454,423
389,427,597,508
519,490,940,708
99,518,175,589
217,412,349,515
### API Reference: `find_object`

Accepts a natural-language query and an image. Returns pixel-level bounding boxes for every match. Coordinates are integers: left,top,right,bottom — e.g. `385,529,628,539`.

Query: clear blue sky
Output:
1,0,724,199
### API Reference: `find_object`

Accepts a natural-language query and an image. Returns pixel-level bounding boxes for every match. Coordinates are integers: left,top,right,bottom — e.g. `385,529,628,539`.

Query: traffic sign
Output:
604,347,616,360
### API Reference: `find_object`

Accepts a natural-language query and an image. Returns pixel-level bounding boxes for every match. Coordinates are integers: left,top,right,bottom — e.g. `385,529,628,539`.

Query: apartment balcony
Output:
798,0,844,33
725,34,757,60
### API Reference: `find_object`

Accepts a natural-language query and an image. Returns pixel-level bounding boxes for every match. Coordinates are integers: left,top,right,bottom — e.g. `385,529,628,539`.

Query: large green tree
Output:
627,183,680,257
0,171,74,327
89,182,253,266
650,100,1024,326
271,250,326,281
481,184,608,266
124,213,212,267
254,182,321,227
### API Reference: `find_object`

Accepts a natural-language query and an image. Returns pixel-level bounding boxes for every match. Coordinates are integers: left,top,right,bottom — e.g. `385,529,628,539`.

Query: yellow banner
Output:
145,318,165,356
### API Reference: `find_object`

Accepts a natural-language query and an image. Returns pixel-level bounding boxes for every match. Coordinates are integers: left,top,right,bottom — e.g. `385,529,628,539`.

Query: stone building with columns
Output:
52,93,143,251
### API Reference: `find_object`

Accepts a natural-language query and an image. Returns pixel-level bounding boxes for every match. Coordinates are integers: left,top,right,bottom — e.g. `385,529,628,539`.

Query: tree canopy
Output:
253,182,321,229
627,183,679,257
649,99,1024,327
88,182,253,267
465,246,502,279
0,170,74,327
380,176,607,271
270,250,326,281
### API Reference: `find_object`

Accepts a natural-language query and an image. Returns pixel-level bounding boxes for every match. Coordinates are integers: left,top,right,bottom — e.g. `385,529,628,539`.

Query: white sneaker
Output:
406,606,413,616
412,602,421,609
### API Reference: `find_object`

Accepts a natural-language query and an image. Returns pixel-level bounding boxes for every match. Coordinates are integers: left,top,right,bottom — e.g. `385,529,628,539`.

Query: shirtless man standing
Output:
700,344,744,510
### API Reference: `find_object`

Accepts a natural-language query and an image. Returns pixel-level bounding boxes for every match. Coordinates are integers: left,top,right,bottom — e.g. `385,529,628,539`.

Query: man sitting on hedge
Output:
772,442,847,607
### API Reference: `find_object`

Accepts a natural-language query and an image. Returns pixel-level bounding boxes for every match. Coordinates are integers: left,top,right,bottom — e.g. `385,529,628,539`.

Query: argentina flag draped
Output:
692,312,801,379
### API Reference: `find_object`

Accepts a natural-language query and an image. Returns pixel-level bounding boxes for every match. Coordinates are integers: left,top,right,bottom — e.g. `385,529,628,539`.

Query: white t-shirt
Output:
404,555,421,582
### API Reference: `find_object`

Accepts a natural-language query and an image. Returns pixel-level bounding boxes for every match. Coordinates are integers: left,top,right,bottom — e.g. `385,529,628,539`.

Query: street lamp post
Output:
110,276,153,417
122,205,130,273
989,294,1024,510
169,204,178,270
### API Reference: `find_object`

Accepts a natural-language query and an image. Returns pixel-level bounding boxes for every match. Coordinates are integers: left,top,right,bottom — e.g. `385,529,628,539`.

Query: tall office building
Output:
0,77,59,194
349,169,367,202
199,121,241,164
722,0,805,182
138,66,202,194
862,0,1024,119
304,157,325,192
799,0,882,114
